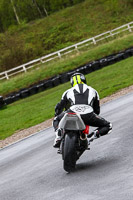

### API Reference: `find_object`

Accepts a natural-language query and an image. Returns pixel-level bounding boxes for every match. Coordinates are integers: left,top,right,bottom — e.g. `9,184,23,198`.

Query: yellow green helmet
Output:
70,73,86,87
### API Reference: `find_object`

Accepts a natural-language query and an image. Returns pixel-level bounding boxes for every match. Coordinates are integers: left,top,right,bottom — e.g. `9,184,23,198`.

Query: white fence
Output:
0,21,133,81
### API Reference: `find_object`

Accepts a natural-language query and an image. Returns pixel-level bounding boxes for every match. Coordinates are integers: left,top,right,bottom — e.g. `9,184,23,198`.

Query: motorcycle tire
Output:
63,132,77,172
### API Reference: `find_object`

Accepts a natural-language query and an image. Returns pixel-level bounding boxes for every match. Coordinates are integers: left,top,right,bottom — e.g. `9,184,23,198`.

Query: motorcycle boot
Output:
88,130,100,142
53,128,62,148
108,123,113,134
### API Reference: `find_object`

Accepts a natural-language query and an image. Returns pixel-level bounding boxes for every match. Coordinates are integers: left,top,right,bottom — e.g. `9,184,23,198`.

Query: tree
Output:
43,4,48,16
10,0,20,24
32,0,43,17
0,0,85,31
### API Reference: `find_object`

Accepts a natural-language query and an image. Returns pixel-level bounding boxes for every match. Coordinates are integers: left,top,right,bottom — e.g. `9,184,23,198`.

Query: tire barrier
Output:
36,83,45,92
14,93,21,101
43,79,53,89
20,89,30,98
84,63,93,74
99,58,108,68
1,46,133,107
75,66,85,74
29,86,38,95
52,76,61,87
59,73,69,83
67,70,77,79
105,55,116,65
4,96,15,105
0,96,6,108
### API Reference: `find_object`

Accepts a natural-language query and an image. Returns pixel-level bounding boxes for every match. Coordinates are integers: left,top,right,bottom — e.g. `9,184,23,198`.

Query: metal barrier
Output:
0,21,133,81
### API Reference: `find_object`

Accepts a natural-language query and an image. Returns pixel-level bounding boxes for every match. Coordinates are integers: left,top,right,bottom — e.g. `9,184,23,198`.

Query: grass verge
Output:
0,56,133,140
0,32,133,96
1,0,133,71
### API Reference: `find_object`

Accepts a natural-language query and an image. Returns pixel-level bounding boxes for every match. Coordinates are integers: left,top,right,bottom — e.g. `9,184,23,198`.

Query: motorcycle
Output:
57,105,94,173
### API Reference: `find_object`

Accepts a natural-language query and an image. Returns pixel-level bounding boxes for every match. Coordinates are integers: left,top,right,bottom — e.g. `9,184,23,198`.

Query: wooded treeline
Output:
0,0,84,32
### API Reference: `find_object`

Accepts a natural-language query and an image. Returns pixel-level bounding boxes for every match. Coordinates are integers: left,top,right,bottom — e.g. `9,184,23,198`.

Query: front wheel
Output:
63,132,77,172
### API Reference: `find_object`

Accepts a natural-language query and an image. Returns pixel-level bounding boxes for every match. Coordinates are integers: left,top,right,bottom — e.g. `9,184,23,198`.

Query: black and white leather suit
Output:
53,83,112,136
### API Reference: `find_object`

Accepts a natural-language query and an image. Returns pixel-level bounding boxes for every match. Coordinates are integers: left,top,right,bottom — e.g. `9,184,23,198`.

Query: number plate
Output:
70,105,93,114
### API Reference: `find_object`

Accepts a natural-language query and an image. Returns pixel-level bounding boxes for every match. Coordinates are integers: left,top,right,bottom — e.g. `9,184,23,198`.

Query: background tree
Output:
10,0,20,24
0,0,85,31
0,0,18,30
32,0,43,17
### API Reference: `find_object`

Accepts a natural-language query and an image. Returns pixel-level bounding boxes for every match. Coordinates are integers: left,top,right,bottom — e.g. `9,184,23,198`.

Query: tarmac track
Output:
0,92,133,200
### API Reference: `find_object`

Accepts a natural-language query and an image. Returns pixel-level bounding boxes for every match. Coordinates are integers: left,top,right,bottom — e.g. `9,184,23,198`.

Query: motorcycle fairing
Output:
59,113,86,131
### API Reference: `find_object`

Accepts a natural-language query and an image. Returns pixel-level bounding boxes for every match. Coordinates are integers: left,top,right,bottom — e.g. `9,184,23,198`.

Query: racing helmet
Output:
70,73,86,87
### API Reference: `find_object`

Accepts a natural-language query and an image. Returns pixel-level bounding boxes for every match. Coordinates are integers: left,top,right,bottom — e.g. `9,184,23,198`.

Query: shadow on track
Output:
75,156,120,173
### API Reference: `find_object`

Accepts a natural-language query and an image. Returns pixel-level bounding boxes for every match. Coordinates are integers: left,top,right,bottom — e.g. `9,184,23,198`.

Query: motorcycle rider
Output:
53,72,112,148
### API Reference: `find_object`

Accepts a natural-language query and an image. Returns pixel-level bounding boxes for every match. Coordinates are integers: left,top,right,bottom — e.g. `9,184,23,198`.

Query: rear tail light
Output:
67,113,76,117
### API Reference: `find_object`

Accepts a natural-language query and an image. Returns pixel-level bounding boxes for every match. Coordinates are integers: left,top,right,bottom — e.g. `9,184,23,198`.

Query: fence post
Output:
92,37,96,45
5,72,9,80
128,24,132,32
58,52,61,59
110,31,113,37
40,58,43,63
75,45,79,52
23,65,27,72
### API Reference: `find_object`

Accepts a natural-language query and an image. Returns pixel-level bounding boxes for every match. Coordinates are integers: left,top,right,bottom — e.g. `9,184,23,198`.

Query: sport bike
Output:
57,105,94,173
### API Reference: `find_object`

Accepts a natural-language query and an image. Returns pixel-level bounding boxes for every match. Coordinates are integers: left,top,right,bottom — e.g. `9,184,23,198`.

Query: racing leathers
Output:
53,83,112,147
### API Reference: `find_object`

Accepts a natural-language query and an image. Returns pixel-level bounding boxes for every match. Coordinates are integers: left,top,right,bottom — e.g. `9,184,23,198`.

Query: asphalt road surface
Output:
0,92,133,200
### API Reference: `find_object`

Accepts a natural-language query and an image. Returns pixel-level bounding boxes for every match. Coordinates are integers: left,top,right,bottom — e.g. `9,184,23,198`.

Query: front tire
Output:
63,132,77,172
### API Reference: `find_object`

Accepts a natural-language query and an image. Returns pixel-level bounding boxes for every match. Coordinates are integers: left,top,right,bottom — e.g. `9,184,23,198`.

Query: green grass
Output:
1,0,133,140
1,56,133,140
1,32,133,97
0,0,133,71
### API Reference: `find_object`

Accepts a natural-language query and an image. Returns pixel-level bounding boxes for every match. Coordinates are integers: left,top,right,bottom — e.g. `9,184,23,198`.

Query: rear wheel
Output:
63,132,77,172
